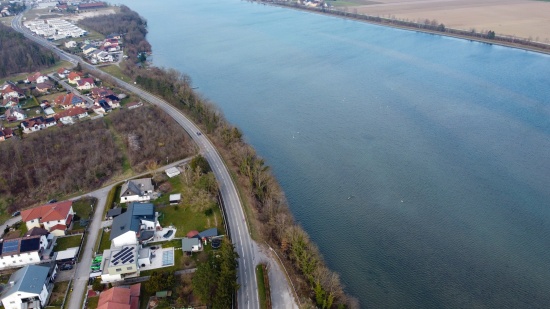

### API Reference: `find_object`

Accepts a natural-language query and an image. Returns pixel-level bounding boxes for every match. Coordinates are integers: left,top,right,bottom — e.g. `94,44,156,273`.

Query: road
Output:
12,11,298,309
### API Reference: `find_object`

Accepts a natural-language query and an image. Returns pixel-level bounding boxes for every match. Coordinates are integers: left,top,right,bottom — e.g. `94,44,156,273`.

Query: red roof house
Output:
21,201,75,233
97,283,141,309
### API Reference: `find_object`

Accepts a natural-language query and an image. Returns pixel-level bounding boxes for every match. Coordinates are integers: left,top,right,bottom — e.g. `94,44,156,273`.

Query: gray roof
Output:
181,238,201,252
120,178,153,198
106,208,122,218
110,203,155,241
1,265,50,298
199,228,218,239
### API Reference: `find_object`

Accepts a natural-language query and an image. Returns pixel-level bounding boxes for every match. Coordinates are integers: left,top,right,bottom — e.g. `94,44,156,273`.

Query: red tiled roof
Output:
50,224,67,231
21,200,73,223
129,283,140,297
98,287,131,308
77,78,94,87
68,72,82,80
55,106,87,120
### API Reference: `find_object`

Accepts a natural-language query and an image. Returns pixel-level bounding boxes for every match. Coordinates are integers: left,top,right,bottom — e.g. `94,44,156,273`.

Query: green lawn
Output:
256,264,268,309
49,281,69,307
156,175,223,238
55,235,82,251
72,197,97,219
87,295,99,309
98,231,111,252
99,65,131,81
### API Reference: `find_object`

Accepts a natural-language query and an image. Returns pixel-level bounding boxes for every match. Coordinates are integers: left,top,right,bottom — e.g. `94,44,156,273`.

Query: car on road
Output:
163,230,174,238
196,132,201,136
11,211,20,217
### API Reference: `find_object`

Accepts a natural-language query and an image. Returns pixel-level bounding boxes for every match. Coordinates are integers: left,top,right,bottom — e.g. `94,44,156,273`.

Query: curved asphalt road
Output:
11,10,299,309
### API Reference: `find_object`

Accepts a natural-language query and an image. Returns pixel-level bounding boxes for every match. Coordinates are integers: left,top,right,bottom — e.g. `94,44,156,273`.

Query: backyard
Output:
55,235,82,251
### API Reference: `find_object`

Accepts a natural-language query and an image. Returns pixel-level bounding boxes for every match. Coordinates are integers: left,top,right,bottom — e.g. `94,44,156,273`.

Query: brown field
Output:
341,0,550,43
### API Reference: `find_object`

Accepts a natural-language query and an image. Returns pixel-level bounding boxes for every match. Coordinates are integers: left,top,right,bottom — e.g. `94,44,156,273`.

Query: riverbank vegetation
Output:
0,23,58,78
108,32,358,309
264,0,550,53
0,106,194,213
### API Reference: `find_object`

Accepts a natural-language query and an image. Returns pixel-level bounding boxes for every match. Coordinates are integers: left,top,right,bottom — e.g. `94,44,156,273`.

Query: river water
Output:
116,0,550,307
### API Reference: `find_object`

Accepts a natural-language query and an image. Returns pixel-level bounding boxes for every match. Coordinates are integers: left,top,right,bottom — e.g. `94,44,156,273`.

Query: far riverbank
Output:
260,0,550,55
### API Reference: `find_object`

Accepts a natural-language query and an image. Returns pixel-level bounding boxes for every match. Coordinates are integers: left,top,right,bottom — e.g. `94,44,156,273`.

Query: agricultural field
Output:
339,0,550,42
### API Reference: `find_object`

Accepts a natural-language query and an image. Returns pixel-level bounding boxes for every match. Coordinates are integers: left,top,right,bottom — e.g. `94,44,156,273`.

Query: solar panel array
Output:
2,240,20,254
111,247,135,266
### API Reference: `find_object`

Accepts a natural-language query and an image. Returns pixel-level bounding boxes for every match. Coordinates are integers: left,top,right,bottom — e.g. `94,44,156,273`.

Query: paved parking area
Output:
55,268,75,282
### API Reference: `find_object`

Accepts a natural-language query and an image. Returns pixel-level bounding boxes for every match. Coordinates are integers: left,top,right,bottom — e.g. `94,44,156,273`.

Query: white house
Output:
64,40,77,48
0,236,48,269
0,264,56,309
110,202,159,248
119,178,154,203
76,78,95,90
21,200,75,234
181,238,202,253
20,117,57,134
5,107,26,121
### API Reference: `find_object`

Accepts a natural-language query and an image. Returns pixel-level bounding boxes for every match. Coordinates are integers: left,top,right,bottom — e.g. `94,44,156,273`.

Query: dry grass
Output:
341,0,550,42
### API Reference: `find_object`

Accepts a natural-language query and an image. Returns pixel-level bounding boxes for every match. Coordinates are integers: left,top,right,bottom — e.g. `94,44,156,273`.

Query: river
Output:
116,0,550,307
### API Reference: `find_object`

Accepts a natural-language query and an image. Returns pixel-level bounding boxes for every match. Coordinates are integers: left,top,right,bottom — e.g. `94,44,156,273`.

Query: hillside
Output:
0,23,59,78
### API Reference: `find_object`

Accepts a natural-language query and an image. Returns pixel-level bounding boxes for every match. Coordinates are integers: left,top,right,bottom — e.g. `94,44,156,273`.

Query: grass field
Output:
98,230,111,252
99,65,131,81
344,0,550,42
49,281,69,307
256,264,269,309
156,175,223,238
55,235,82,251
87,295,99,309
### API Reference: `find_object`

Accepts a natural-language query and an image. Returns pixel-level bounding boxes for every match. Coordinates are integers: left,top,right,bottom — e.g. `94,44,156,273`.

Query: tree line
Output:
121,43,358,309
0,23,58,78
0,106,195,212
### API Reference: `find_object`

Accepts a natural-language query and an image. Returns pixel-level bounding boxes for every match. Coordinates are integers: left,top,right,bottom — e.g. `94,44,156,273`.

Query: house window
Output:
116,268,121,272
19,260,22,262
58,220,61,223
127,267,132,270
12,261,15,263
30,258,33,261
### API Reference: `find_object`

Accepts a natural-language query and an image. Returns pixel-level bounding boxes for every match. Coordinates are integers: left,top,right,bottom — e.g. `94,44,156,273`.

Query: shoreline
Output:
258,0,550,56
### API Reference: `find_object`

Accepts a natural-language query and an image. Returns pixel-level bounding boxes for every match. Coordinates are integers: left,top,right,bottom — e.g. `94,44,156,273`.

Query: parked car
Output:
11,211,20,217
48,199,57,204
61,264,73,271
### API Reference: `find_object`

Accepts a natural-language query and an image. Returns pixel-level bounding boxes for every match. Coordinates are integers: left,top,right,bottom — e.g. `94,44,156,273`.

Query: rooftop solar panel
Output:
2,240,20,254
20,237,40,253
112,247,130,259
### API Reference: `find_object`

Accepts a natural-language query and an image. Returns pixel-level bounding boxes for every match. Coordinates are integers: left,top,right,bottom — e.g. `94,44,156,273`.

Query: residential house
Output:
5,107,26,121
64,40,77,48
67,72,82,84
35,82,53,93
76,78,95,90
2,96,19,108
1,7,11,17
57,68,70,79
0,264,56,309
2,128,13,139
109,202,159,247
106,33,122,40
101,245,139,282
54,106,88,125
91,87,114,99
92,105,105,114
24,227,49,237
1,83,25,100
81,44,97,56
0,235,49,269
21,200,75,235
25,72,49,84
96,283,140,309
21,116,57,134
54,93,85,109
181,238,202,253
119,178,154,204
